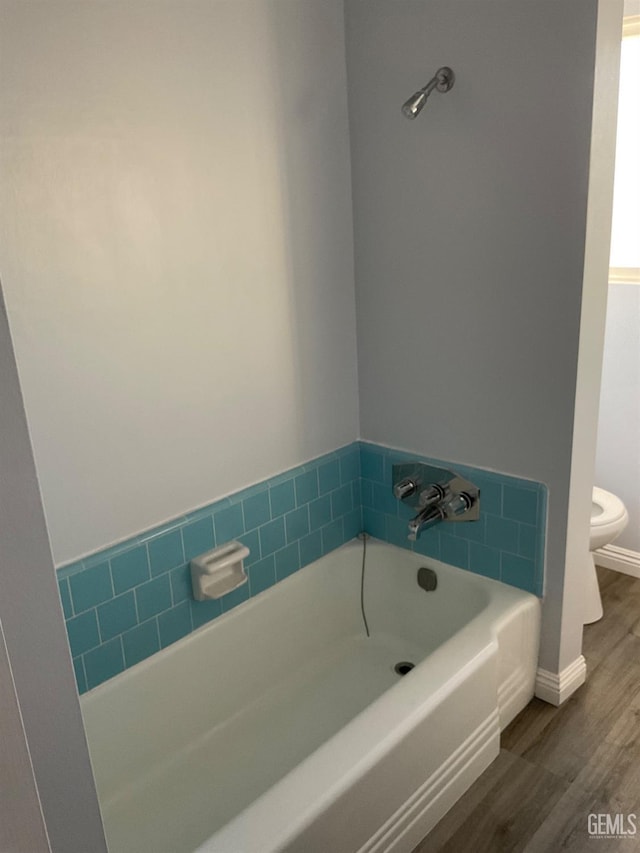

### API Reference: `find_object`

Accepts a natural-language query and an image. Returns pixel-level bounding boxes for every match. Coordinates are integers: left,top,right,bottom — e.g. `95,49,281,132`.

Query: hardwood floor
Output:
413,567,640,853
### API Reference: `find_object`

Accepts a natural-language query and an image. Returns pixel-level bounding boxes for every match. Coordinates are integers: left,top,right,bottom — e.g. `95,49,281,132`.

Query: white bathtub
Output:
81,538,540,853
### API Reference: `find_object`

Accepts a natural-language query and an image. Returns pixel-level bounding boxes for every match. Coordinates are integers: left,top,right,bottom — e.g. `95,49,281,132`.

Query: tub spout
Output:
408,504,445,541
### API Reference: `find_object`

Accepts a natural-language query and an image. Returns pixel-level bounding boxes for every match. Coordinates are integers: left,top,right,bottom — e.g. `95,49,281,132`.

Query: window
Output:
609,14,640,284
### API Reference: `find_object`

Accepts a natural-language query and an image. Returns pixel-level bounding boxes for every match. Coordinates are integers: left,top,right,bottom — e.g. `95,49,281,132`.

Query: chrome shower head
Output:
401,90,430,120
401,66,455,119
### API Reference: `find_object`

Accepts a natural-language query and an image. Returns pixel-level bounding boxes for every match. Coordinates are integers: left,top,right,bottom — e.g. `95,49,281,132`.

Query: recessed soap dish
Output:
190,541,250,601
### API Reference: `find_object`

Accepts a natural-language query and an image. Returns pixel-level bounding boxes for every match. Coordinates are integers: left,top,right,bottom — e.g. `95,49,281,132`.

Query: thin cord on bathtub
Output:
359,532,371,638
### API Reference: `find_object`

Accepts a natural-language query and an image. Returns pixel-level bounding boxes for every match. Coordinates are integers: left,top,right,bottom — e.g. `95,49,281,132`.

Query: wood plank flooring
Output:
413,567,640,853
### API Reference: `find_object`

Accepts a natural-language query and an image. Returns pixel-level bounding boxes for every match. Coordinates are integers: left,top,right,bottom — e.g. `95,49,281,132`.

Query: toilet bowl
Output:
584,486,629,624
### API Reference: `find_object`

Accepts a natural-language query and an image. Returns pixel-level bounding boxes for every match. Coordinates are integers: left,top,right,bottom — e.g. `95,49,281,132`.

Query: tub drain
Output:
394,661,415,676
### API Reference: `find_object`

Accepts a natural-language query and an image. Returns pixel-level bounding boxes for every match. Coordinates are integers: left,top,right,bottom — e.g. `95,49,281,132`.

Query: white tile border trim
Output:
594,544,640,579
535,655,587,706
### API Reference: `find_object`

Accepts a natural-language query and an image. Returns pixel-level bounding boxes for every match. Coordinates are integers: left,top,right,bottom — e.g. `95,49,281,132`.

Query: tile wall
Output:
57,441,546,693
360,442,546,597
57,443,361,693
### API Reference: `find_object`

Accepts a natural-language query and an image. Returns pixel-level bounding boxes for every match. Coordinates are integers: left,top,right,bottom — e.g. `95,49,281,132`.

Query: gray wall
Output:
595,284,640,552
0,0,358,565
0,622,50,853
0,289,106,851
345,0,600,670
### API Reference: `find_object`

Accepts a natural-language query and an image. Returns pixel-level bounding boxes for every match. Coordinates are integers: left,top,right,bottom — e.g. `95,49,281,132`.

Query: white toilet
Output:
584,486,629,624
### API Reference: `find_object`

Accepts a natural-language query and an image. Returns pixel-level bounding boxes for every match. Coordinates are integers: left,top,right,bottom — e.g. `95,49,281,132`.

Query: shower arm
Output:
417,76,440,99
421,67,455,97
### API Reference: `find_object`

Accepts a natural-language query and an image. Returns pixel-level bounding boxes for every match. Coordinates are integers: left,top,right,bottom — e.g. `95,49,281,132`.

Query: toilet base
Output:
584,551,603,624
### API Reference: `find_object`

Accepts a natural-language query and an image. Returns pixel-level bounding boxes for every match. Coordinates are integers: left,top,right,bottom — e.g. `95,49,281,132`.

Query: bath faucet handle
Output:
444,491,475,518
394,477,418,501
418,483,446,508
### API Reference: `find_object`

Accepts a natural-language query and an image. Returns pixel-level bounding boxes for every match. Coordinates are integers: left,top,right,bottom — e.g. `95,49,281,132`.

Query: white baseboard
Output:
594,544,640,579
535,655,587,706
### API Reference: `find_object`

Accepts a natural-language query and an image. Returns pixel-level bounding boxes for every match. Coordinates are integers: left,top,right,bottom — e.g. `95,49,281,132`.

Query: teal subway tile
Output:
372,482,397,517
209,496,232,511
334,442,359,458
343,508,362,541
69,561,113,613
182,517,215,562
468,543,501,579
56,559,86,580
450,462,475,481
485,515,519,554
331,484,353,519
242,491,271,531
362,507,387,541
360,445,385,482
232,481,269,503
386,515,410,548
474,477,502,516
82,542,135,570
66,610,100,656
440,534,469,569
351,479,362,508
274,545,299,582
144,518,188,541
518,524,537,560
340,449,360,484
238,529,261,565
361,479,374,508
111,545,150,595
454,515,486,545
214,504,244,543
321,518,344,554
318,460,340,495
221,582,250,613
309,495,332,531
397,499,416,521
501,553,537,593
190,598,222,630
267,468,297,488
84,638,124,690
275,464,305,484
503,485,539,525
135,575,172,622
170,564,192,604
285,507,309,542
269,480,296,518
295,470,319,506
250,553,278,591
413,528,441,560
538,487,548,523
260,517,286,556
148,530,184,577
299,530,323,566
185,502,222,524
158,602,192,648
72,656,87,694
58,578,73,619
97,592,137,642
122,620,160,668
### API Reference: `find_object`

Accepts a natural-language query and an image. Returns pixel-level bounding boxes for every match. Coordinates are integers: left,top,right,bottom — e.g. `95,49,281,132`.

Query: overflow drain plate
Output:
394,661,415,676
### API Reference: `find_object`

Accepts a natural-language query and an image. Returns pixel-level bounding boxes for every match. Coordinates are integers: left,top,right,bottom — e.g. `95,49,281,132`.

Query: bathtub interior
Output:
80,540,533,853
